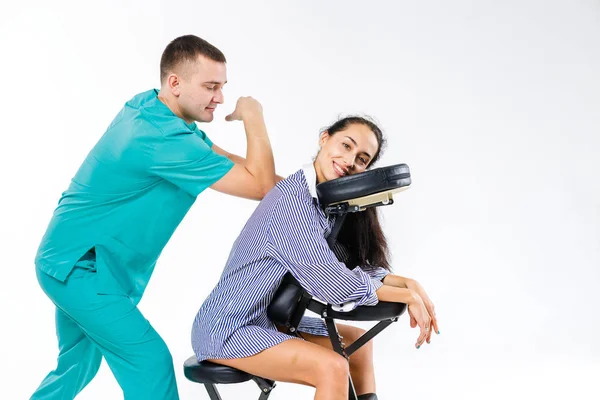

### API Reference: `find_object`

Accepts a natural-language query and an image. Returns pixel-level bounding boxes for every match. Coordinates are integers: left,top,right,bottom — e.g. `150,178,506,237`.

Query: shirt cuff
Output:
331,268,381,311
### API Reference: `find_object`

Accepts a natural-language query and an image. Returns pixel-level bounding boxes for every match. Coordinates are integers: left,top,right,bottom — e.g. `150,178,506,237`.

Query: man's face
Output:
174,55,227,123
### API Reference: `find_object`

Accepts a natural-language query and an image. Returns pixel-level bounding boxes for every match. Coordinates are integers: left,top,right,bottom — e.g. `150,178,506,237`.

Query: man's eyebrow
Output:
203,81,227,85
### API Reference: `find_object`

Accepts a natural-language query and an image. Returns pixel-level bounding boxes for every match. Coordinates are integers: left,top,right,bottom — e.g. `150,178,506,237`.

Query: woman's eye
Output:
359,157,367,164
342,143,351,149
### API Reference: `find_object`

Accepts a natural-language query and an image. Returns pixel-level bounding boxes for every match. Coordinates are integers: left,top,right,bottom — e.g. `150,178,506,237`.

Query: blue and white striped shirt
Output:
191,165,390,361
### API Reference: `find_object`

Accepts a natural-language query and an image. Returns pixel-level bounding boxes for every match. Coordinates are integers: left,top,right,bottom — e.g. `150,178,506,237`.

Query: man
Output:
31,35,280,400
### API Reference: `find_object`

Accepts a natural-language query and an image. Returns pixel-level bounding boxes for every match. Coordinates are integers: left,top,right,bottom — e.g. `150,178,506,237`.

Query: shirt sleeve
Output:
360,264,391,282
330,238,390,282
266,194,381,310
147,130,233,197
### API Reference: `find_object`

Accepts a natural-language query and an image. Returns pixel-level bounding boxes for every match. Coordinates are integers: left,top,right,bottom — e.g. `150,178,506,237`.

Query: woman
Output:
191,116,439,400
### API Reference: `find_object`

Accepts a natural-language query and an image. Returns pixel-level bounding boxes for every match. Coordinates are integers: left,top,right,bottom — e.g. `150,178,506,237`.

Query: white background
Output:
1,0,599,399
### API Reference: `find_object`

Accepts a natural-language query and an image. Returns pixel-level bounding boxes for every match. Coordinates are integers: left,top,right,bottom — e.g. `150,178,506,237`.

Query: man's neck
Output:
157,90,189,123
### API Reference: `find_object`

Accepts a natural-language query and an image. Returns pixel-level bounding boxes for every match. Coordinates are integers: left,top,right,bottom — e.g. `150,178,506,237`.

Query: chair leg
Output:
252,376,276,400
257,389,272,400
204,384,222,400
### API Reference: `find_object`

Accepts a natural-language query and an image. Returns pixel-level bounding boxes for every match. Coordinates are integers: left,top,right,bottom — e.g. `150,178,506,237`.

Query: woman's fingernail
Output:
437,330,440,334
417,345,420,349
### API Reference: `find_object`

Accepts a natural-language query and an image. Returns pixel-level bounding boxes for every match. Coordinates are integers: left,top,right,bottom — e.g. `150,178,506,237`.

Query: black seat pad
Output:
316,163,410,206
183,356,252,384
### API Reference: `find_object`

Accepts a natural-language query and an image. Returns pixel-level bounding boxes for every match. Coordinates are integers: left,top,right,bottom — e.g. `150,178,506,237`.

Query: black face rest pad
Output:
316,163,411,206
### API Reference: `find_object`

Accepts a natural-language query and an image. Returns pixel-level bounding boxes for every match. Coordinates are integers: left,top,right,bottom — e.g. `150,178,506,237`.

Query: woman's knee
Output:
315,352,350,383
340,326,373,370
341,325,366,343
343,326,373,354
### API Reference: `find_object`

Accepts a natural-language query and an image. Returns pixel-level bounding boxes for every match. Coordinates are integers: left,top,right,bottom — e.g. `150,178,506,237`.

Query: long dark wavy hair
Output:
320,116,391,271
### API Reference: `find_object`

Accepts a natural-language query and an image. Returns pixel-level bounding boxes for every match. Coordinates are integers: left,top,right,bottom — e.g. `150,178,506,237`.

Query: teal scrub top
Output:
35,89,234,302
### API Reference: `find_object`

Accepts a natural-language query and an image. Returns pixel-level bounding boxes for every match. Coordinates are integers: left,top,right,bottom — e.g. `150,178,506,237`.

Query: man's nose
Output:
213,89,224,104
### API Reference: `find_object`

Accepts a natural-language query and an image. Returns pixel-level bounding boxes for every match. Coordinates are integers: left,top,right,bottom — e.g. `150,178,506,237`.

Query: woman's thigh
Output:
207,337,347,387
299,323,366,353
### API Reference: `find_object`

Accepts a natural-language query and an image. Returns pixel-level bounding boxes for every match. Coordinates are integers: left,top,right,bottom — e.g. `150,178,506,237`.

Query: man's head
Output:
159,35,227,123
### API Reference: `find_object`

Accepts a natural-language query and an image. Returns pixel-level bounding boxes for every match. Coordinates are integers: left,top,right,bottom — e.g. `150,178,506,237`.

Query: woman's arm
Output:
381,273,413,288
376,284,435,348
267,195,382,309
374,284,417,304
381,274,440,345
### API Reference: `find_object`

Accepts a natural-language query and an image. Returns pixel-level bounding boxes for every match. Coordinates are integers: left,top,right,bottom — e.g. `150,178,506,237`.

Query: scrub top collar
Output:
152,89,197,131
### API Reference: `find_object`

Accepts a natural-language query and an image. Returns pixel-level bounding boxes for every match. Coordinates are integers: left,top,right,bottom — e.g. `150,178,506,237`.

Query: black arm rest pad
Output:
324,301,407,321
267,277,304,327
316,164,411,206
267,274,407,325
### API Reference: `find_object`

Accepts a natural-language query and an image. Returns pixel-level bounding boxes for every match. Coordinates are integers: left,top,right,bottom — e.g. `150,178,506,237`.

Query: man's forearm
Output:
242,114,276,190
223,144,285,183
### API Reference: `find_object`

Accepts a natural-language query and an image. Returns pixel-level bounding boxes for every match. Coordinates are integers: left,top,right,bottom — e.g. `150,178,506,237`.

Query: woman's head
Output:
314,116,386,183
313,116,391,271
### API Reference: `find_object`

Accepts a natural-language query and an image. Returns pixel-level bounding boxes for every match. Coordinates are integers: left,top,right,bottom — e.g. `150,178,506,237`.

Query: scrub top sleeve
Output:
194,127,214,148
148,131,234,197
266,195,380,308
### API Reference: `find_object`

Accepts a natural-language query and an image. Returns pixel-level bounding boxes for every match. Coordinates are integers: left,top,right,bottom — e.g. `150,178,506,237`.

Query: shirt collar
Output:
302,163,319,200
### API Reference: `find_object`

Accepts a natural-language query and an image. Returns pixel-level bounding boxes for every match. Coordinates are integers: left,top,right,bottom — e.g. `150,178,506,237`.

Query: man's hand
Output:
225,96,263,121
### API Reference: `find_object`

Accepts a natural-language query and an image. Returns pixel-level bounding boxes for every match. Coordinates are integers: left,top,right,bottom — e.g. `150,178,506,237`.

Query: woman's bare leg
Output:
300,324,376,395
208,338,349,400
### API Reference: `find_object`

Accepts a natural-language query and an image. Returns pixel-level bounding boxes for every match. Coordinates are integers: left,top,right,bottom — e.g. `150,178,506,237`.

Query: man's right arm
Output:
209,97,281,200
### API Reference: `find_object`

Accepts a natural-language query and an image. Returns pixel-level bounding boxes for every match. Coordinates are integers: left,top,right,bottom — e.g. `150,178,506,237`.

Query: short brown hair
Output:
160,35,226,82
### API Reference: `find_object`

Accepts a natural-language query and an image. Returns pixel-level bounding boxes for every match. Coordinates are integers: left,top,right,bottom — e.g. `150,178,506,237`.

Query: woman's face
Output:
314,123,380,183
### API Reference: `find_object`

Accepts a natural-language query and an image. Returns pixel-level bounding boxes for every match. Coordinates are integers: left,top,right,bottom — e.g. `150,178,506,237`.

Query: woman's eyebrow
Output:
345,136,372,158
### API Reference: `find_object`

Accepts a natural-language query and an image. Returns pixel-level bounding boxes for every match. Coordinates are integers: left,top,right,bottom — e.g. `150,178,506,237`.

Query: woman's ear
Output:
318,131,330,148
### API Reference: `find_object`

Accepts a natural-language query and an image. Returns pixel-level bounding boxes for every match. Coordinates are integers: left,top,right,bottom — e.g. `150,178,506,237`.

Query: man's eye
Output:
359,157,367,164
206,86,215,91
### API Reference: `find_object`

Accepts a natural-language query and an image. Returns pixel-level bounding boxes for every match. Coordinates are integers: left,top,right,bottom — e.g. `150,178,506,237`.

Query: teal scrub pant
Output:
31,262,179,400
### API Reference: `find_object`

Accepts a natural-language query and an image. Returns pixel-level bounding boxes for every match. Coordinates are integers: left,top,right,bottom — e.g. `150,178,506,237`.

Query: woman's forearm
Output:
375,284,418,304
382,273,413,289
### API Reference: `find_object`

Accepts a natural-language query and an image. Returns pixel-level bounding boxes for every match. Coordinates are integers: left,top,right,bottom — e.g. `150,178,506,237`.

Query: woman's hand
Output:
406,279,439,344
407,293,432,349
374,283,438,348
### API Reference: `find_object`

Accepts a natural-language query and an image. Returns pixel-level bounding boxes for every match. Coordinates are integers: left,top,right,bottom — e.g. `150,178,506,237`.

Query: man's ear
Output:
166,74,181,96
